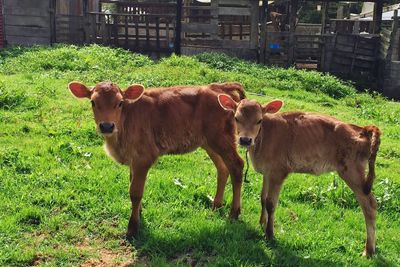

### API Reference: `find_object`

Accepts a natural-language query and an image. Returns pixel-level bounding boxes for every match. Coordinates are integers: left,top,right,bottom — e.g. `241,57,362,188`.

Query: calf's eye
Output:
235,117,239,122
257,119,262,124
118,101,124,108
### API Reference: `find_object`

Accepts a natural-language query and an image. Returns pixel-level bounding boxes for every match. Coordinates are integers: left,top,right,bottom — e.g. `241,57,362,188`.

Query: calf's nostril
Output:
99,122,115,133
239,137,252,146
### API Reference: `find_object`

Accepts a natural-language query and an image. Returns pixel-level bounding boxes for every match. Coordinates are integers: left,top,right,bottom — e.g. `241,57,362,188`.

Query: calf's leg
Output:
127,159,154,239
204,146,230,209
262,172,286,240
339,166,377,257
209,140,244,219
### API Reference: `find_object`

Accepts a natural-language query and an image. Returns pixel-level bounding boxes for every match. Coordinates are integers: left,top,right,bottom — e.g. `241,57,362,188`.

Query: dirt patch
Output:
32,252,53,266
78,238,135,267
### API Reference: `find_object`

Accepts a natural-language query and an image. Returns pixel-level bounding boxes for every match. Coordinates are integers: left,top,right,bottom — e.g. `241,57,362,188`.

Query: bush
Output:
196,52,356,99
0,44,153,75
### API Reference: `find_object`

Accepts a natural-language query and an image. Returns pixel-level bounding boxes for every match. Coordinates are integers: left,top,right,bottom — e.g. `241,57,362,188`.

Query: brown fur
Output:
218,97,381,257
69,82,245,239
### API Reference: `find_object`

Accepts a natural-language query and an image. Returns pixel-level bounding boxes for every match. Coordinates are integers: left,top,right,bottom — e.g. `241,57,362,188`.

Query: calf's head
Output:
68,81,144,136
218,94,283,147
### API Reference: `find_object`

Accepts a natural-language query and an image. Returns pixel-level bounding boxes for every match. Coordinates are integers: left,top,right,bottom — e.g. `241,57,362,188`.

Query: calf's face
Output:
68,81,144,136
218,95,283,147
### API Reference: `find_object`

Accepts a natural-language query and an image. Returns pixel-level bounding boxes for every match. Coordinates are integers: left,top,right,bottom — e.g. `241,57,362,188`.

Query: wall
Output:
3,0,51,45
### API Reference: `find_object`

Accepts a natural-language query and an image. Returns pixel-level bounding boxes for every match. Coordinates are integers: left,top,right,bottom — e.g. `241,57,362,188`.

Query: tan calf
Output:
68,81,245,239
218,95,381,257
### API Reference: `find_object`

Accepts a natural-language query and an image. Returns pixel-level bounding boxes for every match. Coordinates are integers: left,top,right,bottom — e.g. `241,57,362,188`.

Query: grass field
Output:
0,45,399,266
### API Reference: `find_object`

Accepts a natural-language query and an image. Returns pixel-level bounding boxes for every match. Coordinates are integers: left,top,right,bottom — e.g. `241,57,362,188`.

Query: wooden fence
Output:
87,12,177,55
294,34,322,69
323,34,379,79
180,0,259,60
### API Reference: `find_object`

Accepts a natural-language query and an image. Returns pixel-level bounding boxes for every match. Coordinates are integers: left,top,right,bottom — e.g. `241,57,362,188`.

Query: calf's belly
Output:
158,136,204,155
291,158,336,175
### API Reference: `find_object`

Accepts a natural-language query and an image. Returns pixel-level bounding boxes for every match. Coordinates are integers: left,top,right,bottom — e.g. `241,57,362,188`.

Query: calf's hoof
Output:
212,201,223,210
265,228,274,240
362,247,375,258
259,213,267,226
126,219,139,241
229,207,240,220
126,229,138,242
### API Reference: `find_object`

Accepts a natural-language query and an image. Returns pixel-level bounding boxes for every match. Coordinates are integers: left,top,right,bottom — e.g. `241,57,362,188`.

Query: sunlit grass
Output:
0,45,399,266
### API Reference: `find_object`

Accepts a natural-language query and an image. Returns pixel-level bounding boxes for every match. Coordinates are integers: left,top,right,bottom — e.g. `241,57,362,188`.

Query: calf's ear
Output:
68,81,92,98
218,94,238,112
262,100,283,114
124,84,145,103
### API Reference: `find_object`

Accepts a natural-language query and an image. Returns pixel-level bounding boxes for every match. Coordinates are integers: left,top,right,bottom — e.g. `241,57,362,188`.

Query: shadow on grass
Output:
128,217,346,266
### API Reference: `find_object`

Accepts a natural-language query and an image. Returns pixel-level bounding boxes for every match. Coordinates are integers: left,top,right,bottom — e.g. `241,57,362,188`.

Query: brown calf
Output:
218,95,381,257
68,81,245,238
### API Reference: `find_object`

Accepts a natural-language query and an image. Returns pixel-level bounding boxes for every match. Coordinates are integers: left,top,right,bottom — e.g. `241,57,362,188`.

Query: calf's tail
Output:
363,125,381,195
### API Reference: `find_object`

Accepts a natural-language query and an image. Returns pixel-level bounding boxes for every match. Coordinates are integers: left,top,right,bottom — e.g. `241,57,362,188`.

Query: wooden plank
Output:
209,0,218,40
372,1,383,34
145,19,150,47
259,0,267,64
320,2,328,35
182,38,250,49
100,15,108,44
182,23,217,34
156,17,160,52
218,7,251,16
6,35,50,45
3,7,50,17
249,0,259,49
166,21,171,49
175,0,182,54
5,25,50,38
288,0,298,65
391,9,399,61
219,0,249,6
4,15,49,27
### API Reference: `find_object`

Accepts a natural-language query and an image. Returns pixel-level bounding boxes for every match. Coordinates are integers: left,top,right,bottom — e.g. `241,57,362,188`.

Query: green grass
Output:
0,44,399,266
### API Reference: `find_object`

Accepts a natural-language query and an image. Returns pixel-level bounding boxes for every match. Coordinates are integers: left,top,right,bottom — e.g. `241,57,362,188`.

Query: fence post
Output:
174,0,182,55
250,0,259,50
288,0,298,66
49,0,56,44
320,2,328,35
90,14,97,43
83,0,90,43
373,1,383,34
391,9,399,61
353,20,360,34
210,0,219,40
259,0,267,64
